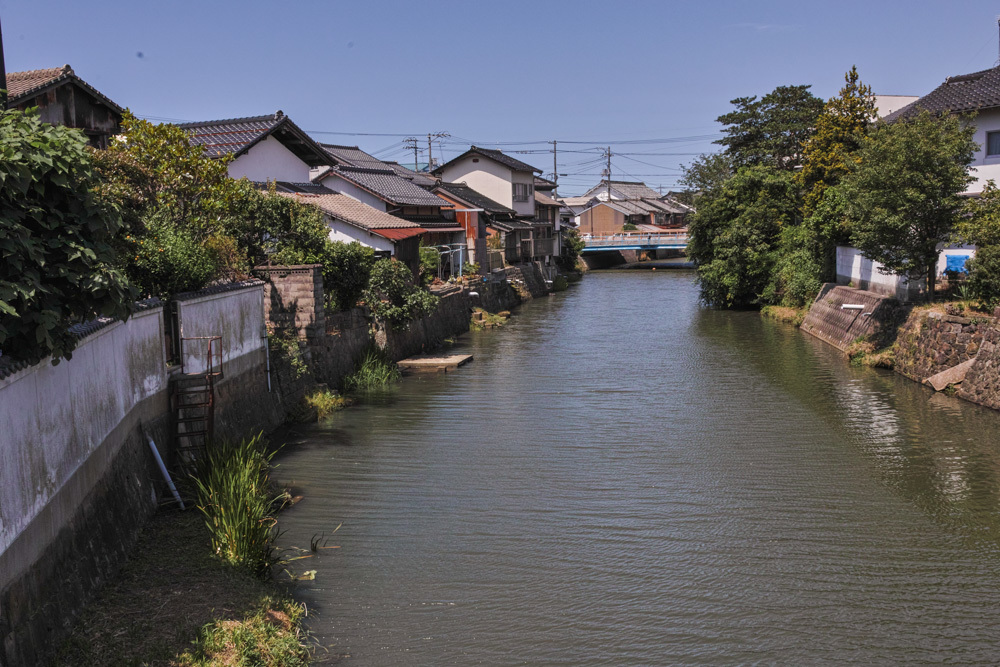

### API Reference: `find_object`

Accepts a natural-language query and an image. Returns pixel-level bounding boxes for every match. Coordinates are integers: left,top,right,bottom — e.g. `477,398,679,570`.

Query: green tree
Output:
364,258,439,330
688,166,801,307
558,227,586,272
798,66,876,218
842,111,976,302
304,241,376,312
93,111,235,237
957,181,1000,309
224,181,329,270
679,152,733,205
715,85,824,170
0,108,134,363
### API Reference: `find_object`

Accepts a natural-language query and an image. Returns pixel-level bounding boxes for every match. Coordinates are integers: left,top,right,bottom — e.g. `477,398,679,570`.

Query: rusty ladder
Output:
172,336,223,469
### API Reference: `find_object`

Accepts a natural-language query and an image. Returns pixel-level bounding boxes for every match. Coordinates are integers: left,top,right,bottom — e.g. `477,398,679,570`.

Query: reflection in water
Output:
275,272,1000,664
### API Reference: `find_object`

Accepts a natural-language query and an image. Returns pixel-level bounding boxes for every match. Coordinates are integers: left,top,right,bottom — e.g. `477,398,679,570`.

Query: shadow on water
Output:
692,307,1000,551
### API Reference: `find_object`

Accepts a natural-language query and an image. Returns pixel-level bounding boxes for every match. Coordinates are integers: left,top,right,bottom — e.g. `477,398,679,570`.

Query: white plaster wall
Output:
327,219,396,253
228,136,312,183
176,285,266,378
967,108,1000,194
0,308,167,557
836,246,921,300
440,156,515,209
318,173,389,211
937,244,977,276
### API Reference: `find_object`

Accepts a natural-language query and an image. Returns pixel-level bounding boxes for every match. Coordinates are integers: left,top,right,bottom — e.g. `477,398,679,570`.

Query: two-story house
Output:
432,146,541,219
180,111,331,183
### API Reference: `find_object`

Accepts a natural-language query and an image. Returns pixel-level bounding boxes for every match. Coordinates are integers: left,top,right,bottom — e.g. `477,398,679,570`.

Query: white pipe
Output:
147,435,185,509
841,304,865,310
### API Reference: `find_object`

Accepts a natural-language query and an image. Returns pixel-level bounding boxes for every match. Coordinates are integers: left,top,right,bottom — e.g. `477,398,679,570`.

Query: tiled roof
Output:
585,180,663,199
534,191,562,208
385,161,439,188
534,175,557,190
433,146,541,175
320,143,389,169
272,181,337,195
6,64,123,113
279,192,420,230
320,165,449,207
434,182,516,215
489,218,535,232
560,195,599,209
178,112,329,166
885,66,1000,121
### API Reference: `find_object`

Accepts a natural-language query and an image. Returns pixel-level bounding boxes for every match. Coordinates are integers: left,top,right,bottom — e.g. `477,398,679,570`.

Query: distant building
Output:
180,111,330,183
873,94,918,119
5,65,123,148
582,179,693,227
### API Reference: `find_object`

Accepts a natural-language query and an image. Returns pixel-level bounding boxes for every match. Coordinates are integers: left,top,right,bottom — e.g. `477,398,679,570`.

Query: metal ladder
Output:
171,336,223,470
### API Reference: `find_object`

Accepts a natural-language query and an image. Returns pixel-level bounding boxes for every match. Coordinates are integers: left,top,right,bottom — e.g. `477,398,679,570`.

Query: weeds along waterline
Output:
343,345,402,393
190,433,284,578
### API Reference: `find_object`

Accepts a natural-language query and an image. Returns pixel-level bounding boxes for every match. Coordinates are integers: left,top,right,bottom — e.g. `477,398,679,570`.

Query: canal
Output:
274,270,1000,664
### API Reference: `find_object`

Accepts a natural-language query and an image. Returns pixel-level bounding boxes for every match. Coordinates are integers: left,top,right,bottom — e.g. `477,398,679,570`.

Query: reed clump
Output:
191,433,282,578
343,345,401,393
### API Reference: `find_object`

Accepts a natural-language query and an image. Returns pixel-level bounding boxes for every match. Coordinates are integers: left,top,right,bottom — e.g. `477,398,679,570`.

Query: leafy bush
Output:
552,275,569,292
0,107,134,363
343,346,401,393
420,245,440,285
462,262,480,276
280,240,376,312
622,222,638,231
965,245,1000,312
124,216,221,298
191,434,282,578
558,227,586,272
765,226,823,307
364,258,439,330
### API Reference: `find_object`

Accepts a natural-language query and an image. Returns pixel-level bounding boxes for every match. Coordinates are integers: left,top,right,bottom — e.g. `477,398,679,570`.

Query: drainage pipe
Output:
147,434,185,509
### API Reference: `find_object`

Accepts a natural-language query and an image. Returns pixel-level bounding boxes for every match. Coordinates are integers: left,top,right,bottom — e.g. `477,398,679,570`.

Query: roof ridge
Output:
6,64,72,79
178,111,285,128
320,143,361,150
337,165,395,174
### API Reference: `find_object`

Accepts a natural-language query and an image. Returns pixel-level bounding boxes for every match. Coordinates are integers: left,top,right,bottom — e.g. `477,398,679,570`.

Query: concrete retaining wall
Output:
252,265,325,341
800,284,905,351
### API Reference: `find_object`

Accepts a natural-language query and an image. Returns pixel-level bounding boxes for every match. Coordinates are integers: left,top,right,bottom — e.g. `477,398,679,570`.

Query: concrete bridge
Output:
581,231,688,253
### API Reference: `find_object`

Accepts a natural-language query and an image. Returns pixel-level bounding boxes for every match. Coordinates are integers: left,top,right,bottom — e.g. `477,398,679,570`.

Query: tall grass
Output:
191,433,282,578
343,345,401,393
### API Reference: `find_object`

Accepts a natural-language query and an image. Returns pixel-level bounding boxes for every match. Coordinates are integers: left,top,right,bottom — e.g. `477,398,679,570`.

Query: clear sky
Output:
4,0,1000,195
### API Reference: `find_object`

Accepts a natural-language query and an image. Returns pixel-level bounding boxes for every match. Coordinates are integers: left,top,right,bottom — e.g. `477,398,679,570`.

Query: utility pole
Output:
404,137,419,171
550,140,558,196
427,131,450,171
605,146,612,200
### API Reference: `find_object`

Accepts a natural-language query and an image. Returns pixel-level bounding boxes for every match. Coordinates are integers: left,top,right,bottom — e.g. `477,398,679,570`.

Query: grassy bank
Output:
760,304,808,327
52,509,310,666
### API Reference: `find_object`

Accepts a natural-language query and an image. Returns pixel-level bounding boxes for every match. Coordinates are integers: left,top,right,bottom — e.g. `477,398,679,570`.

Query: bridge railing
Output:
582,231,689,247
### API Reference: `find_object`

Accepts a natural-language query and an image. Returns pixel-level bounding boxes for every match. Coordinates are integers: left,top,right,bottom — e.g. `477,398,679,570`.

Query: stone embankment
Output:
801,282,1000,411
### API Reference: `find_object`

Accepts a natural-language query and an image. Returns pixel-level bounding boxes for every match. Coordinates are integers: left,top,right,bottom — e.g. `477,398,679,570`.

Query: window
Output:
512,183,533,202
988,131,1000,157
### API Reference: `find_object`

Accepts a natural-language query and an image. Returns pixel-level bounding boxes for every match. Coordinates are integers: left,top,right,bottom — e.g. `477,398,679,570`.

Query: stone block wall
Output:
253,265,325,341
959,325,1000,409
474,278,522,314
894,311,988,383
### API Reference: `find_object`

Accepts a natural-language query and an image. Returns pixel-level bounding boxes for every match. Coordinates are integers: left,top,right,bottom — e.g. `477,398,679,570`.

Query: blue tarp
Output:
945,254,972,274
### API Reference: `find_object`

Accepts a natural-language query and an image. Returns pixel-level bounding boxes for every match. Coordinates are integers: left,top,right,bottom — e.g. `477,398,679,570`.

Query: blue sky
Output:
4,0,1000,195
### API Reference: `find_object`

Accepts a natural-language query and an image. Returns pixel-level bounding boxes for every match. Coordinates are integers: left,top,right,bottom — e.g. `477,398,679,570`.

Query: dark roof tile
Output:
321,166,449,207
434,182,516,215
178,112,329,166
885,65,1000,121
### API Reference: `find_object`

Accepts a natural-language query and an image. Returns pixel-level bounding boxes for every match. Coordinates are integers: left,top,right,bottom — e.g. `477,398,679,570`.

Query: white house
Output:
180,111,330,183
432,146,541,219
884,66,1000,194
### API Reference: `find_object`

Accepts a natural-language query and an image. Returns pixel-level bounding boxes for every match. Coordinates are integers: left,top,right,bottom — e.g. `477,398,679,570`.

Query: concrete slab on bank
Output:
398,353,473,373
